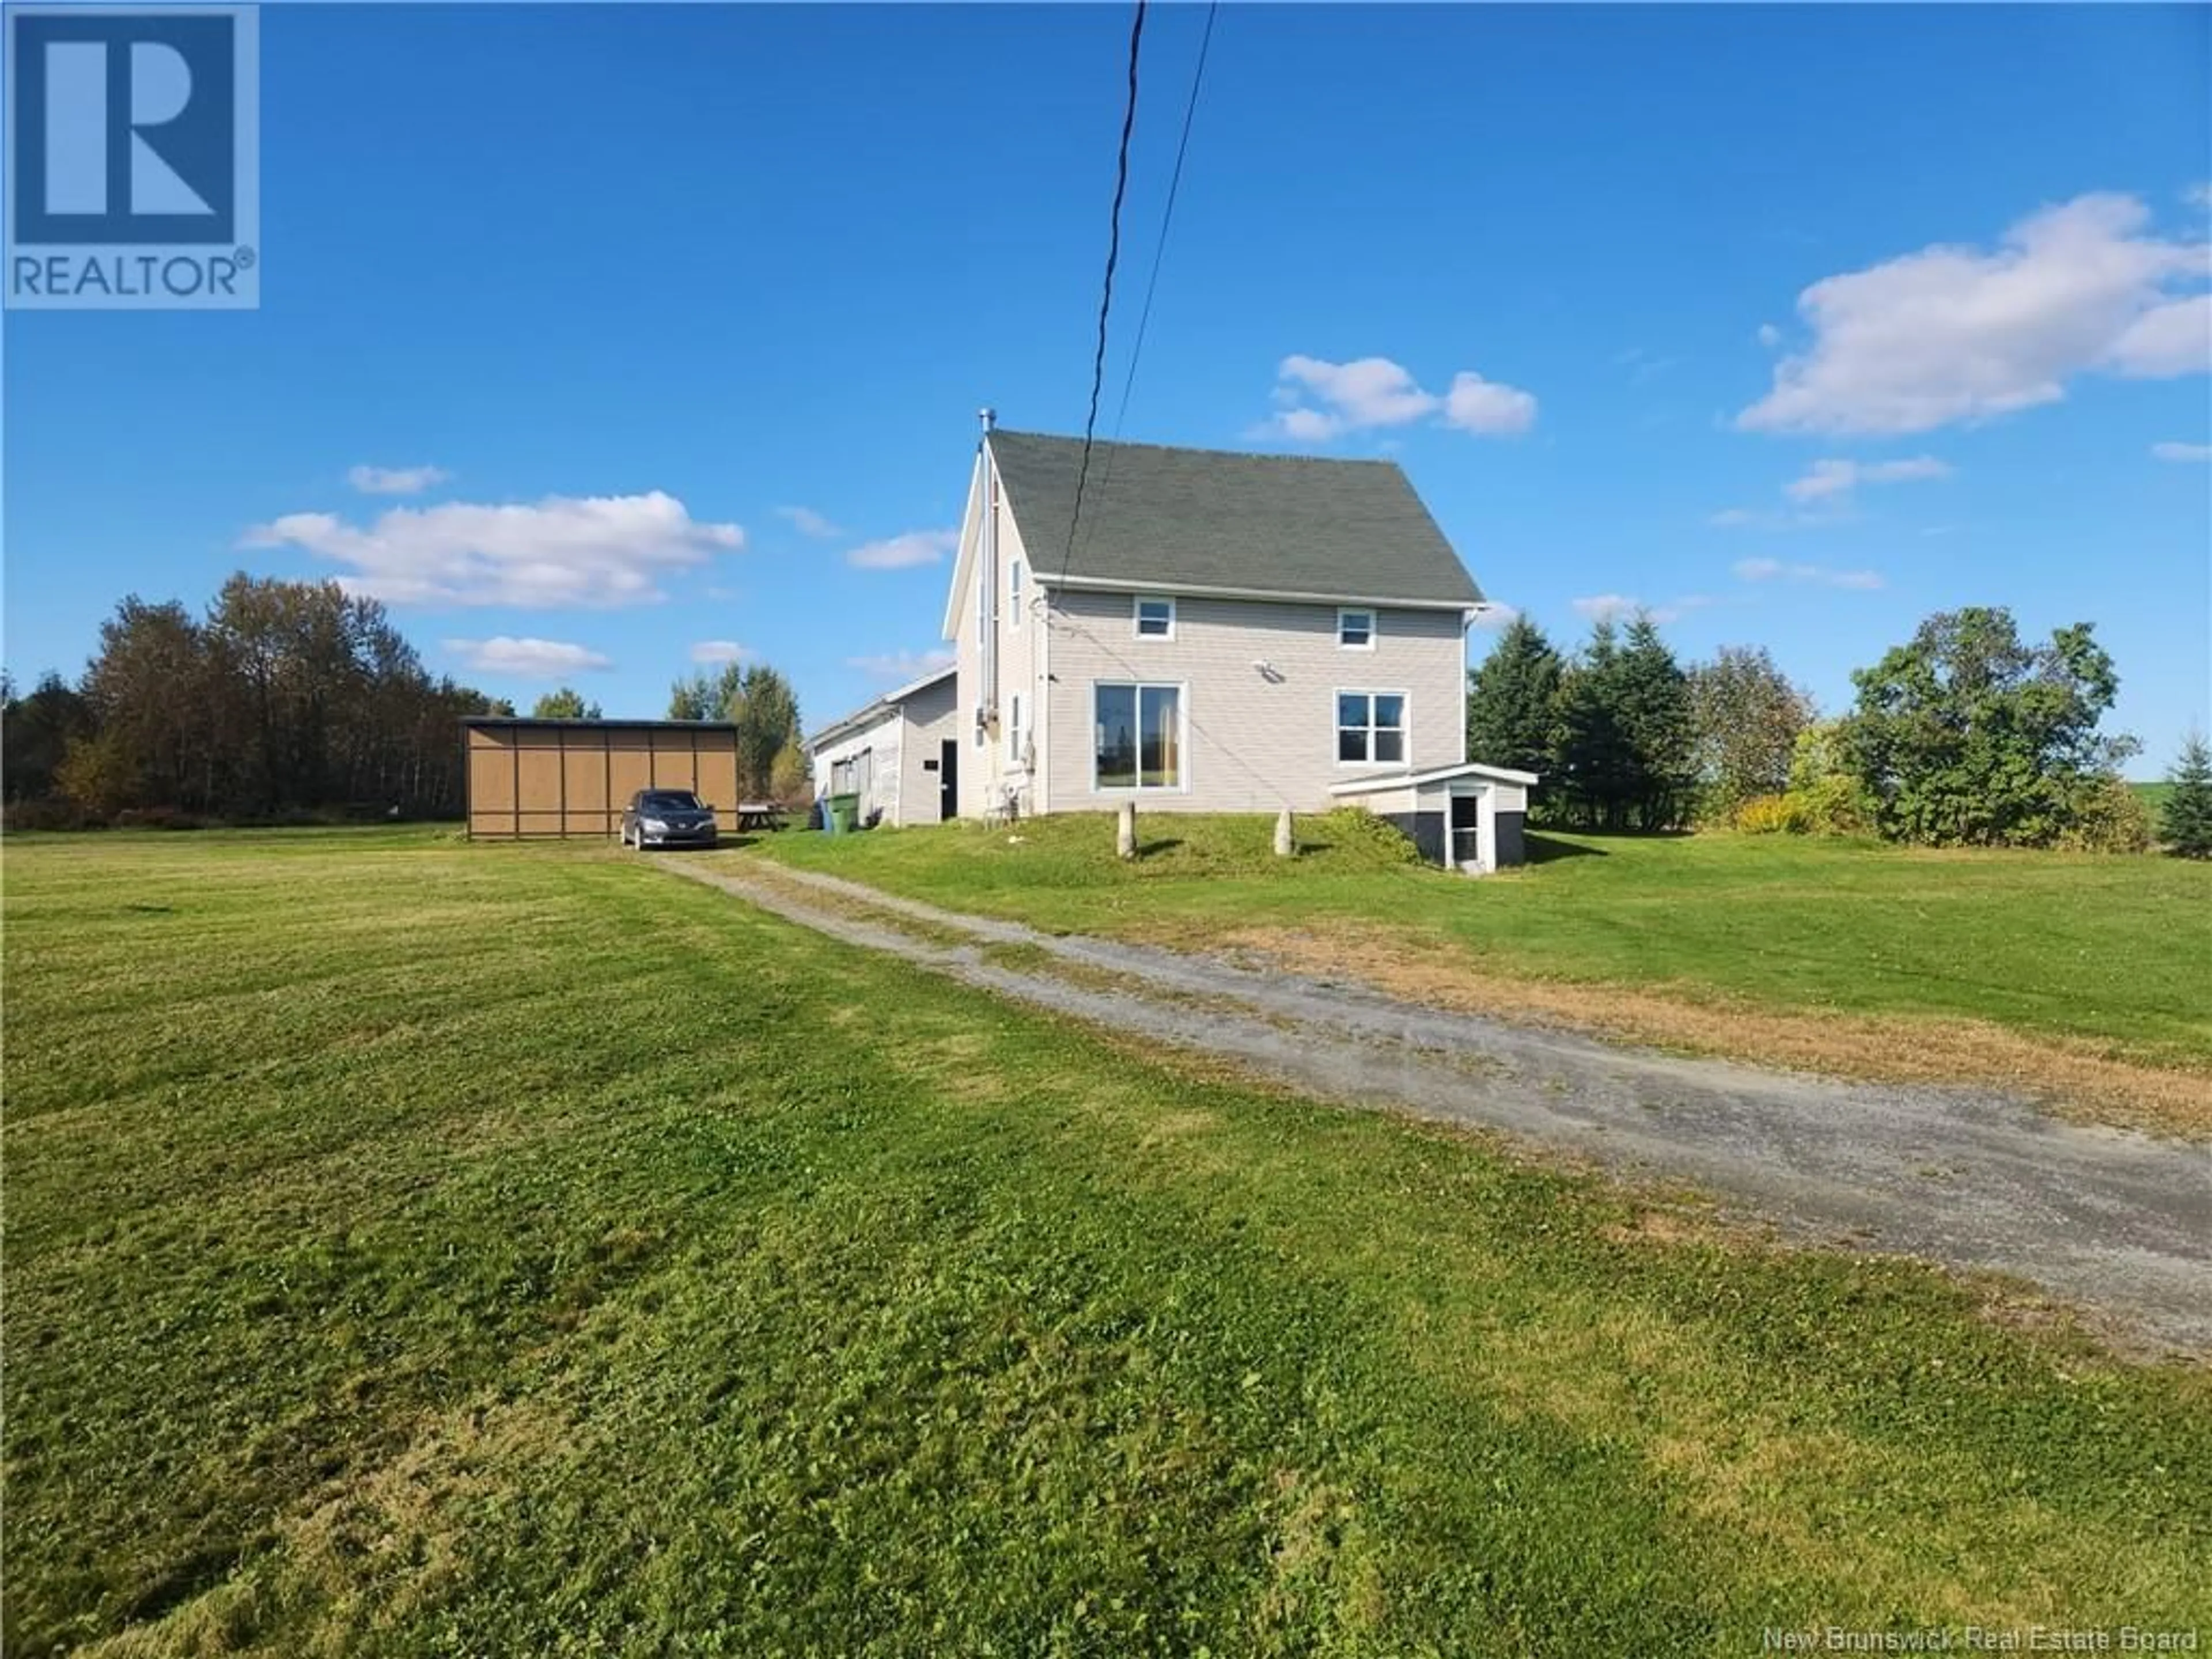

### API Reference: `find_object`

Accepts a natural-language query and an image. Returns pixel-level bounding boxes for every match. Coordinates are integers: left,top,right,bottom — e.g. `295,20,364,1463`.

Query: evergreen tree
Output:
1616,615,1698,830
1552,620,1633,830
2161,732,2212,858
1465,615,1562,796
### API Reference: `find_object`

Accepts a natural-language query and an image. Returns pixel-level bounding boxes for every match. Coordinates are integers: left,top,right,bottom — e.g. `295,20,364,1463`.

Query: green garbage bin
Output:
827,793,860,835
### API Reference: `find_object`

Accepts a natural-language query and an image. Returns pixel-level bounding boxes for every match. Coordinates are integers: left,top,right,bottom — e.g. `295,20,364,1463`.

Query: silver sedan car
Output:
620,789,719,850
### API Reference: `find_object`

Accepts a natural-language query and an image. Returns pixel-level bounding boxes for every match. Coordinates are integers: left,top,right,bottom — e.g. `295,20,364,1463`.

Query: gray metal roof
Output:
986,430,1483,607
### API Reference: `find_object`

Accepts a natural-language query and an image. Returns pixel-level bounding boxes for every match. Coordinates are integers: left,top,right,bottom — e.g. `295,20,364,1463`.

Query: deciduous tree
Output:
531,687,601,719
1689,646,1816,820
1837,607,2136,847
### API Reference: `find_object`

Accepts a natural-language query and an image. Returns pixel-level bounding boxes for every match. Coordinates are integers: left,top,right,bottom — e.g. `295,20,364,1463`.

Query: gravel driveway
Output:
665,857,2212,1357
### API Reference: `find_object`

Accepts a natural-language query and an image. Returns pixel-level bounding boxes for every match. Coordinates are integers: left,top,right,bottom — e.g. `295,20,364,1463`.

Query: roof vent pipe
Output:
979,407,997,433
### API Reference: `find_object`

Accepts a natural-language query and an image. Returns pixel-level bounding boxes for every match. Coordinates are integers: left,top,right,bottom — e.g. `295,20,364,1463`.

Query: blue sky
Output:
7,3,2209,768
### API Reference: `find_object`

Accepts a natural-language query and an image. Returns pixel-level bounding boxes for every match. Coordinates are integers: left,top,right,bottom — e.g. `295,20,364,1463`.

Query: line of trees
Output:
3,575,509,826
1468,613,1764,832
669,662,810,804
1468,604,2182,854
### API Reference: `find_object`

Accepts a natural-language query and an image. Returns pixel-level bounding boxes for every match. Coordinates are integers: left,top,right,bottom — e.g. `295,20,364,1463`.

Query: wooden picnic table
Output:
734,801,786,833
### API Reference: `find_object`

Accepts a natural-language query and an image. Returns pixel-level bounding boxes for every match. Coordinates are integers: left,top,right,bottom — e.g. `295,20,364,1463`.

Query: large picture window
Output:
1094,683,1183,790
1336,691,1406,765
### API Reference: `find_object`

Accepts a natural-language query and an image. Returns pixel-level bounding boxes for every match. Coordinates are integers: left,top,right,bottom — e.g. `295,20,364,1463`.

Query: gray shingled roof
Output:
986,430,1484,606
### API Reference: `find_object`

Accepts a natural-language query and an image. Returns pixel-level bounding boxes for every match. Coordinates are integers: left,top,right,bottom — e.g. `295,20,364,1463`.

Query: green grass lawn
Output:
6,830,2210,1655
752,814,2212,1073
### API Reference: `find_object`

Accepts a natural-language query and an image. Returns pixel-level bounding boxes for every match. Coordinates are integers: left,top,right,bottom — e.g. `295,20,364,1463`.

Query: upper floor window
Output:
1009,560,1025,627
1338,607,1376,649
1007,692,1027,768
1134,596,1176,639
1337,691,1406,766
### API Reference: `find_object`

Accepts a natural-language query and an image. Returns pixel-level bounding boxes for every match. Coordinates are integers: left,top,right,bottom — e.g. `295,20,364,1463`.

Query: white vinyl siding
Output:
1043,590,1465,811
1336,690,1408,766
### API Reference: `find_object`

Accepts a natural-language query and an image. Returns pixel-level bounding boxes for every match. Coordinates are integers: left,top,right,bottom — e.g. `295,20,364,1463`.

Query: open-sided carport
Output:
463,718,743,839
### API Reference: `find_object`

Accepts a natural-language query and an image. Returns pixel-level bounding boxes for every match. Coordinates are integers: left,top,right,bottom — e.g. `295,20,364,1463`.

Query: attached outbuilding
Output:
463,718,743,839
1328,762,1537,874
805,665,961,828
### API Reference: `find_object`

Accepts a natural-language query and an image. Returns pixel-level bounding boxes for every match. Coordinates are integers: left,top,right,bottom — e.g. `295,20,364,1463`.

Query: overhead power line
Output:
1060,0,1148,582
1110,2,1218,444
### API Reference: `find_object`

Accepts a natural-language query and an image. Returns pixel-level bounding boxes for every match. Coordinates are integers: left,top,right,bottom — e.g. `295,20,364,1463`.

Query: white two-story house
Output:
813,418,1535,870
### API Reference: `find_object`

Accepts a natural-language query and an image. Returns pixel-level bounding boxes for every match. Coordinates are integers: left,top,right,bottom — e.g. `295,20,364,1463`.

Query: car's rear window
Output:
640,791,702,810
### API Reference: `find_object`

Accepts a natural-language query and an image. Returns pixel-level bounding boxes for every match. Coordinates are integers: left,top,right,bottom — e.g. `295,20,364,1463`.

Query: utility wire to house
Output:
1109,1,1219,445
1071,2,1222,575
1058,0,1149,584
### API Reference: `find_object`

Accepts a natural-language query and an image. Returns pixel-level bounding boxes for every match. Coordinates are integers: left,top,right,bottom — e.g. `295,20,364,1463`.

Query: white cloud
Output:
1569,593,1711,626
2107,293,2212,376
690,640,749,664
243,492,743,608
777,505,843,539
846,528,957,571
1738,193,2211,435
348,464,450,496
1732,558,1885,591
1757,323,1783,349
2187,183,2212,211
1782,454,1953,503
1469,603,1521,630
2153,441,2212,463
1441,372,1539,435
847,649,956,681
444,637,612,679
1258,354,1537,442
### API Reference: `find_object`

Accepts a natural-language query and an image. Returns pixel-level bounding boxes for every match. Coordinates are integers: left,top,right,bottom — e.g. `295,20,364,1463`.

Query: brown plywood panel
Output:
469,738,516,814
608,742,653,808
514,725,566,749
695,748,740,823
650,729,699,789
564,744,609,812
516,745,563,816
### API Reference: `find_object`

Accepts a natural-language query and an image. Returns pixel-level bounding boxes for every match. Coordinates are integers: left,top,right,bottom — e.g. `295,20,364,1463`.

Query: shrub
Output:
1314,806,1425,866
113,806,212,831
2,796,91,831
1730,793,1798,835
1782,725,1876,836
2052,776,2152,855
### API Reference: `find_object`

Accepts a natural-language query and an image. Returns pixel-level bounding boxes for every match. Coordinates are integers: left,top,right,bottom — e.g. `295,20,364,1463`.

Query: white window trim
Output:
1010,559,1025,628
1334,687,1411,769
1090,679,1191,795
1131,594,1176,641
1336,607,1378,650
1006,691,1028,770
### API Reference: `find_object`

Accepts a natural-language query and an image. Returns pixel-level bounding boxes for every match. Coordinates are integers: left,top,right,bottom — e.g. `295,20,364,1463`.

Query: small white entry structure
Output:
806,664,961,828
1328,762,1537,874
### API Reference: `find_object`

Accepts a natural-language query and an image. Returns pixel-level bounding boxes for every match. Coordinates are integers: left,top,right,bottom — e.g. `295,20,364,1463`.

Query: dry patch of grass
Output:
1200,923,2212,1141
